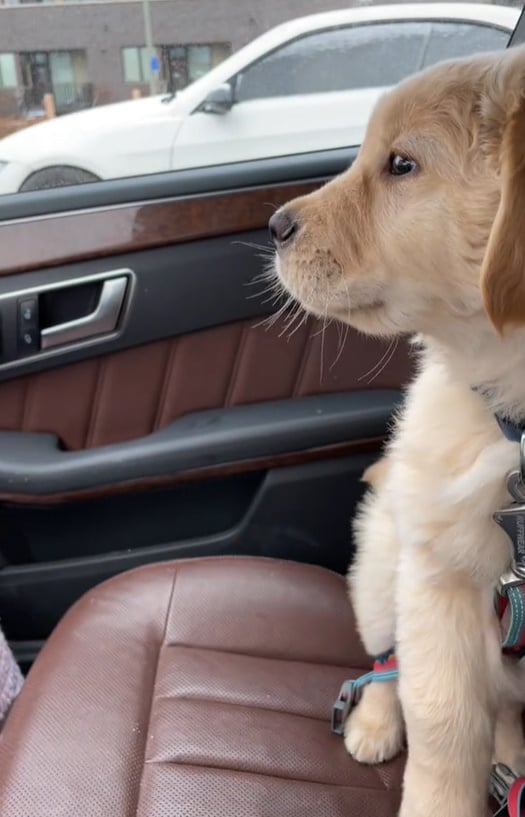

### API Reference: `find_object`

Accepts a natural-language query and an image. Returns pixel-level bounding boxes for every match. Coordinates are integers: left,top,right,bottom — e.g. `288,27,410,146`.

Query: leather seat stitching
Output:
144,759,396,792
155,693,336,723
162,641,370,672
133,566,179,817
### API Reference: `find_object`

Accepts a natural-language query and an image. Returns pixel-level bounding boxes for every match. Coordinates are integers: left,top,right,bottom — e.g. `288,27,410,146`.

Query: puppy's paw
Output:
344,680,404,764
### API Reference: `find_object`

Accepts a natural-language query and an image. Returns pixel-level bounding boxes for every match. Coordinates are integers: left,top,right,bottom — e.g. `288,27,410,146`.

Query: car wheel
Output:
19,166,100,192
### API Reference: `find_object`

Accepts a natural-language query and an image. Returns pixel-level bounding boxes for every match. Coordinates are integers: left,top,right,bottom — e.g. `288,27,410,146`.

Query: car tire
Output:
19,166,100,192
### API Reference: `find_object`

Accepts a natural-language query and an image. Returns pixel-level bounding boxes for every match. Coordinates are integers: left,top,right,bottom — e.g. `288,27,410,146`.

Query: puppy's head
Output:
271,46,525,338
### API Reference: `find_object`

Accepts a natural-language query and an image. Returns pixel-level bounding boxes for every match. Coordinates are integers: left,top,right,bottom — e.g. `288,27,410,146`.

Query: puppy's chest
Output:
386,399,520,579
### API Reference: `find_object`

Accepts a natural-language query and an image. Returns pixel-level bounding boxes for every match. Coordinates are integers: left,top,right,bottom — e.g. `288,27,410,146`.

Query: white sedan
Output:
0,3,518,194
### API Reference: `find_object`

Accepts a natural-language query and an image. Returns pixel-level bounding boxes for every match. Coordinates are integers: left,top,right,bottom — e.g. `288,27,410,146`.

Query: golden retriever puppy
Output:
269,45,525,817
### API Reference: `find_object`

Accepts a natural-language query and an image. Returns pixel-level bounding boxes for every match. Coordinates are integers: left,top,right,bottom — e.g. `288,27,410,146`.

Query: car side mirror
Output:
201,83,234,115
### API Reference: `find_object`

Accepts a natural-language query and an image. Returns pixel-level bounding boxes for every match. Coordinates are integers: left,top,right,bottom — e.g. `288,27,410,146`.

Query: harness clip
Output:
331,651,398,736
490,763,517,816
331,679,361,736
494,465,525,581
489,763,525,817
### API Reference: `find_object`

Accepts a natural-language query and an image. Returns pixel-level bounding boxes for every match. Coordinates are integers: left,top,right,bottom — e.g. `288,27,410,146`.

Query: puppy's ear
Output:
481,51,525,333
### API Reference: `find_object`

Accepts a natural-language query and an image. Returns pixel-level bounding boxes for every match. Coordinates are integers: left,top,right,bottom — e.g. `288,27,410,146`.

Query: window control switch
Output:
17,296,39,355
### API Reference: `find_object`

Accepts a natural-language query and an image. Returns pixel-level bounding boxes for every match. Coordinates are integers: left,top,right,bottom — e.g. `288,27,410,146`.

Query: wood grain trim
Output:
0,180,324,276
0,435,384,505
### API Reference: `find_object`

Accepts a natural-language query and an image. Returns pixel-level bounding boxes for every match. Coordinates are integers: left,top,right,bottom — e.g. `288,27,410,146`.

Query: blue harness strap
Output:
495,583,525,655
331,648,398,735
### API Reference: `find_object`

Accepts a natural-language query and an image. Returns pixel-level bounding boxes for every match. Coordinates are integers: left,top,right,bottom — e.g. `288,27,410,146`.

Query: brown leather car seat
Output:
0,557,405,816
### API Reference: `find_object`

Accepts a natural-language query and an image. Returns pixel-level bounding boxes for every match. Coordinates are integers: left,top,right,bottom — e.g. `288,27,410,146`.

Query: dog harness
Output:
331,648,398,735
331,415,525,816
490,766,525,817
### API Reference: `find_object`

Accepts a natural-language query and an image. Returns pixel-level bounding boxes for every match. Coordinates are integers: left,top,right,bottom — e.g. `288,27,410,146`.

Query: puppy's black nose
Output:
269,209,299,248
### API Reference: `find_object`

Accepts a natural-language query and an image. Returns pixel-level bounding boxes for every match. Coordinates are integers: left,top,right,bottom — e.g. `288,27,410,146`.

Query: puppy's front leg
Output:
345,481,404,763
397,563,494,817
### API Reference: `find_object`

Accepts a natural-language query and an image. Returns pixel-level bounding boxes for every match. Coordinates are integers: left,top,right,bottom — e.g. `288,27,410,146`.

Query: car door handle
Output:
41,276,128,351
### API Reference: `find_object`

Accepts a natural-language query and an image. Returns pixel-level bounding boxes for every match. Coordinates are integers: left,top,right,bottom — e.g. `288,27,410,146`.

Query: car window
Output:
236,22,432,102
423,22,510,67
0,3,515,196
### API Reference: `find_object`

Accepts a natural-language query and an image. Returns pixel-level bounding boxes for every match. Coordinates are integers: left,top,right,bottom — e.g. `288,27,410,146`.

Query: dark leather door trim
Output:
0,436,384,505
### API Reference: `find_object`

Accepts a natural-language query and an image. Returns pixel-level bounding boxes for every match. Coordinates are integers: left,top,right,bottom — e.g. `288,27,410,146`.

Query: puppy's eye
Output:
389,154,417,177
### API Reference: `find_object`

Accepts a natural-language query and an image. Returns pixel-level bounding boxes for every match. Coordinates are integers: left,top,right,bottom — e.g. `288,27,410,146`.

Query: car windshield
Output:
0,0,521,195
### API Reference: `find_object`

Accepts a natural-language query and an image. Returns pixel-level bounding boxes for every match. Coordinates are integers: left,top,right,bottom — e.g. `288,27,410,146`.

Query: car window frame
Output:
509,3,525,45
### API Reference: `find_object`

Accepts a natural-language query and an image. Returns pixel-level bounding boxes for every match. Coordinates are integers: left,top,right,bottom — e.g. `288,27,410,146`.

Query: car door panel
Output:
0,148,413,668
0,390,401,499
2,450,380,666
0,315,410,448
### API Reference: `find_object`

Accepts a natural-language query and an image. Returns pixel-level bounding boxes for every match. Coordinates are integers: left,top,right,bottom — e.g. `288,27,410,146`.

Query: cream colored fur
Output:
272,45,525,817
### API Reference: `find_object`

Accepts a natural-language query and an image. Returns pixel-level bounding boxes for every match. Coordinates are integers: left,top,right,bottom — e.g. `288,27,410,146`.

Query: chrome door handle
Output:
41,276,128,351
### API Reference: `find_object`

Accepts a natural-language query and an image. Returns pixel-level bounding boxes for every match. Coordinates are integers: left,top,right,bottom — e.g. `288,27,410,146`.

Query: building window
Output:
161,43,230,91
0,53,17,88
19,50,90,114
122,46,157,84
123,43,229,89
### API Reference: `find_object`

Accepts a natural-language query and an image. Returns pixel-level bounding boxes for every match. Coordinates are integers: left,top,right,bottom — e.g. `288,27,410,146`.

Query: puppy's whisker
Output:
260,297,296,330
244,268,280,287
283,303,308,339
232,240,274,253
329,280,353,371
252,298,289,331
365,338,399,385
358,339,395,383
246,279,282,296
261,292,287,307
246,287,281,302
287,309,309,339
319,296,331,383
245,273,285,303
330,320,350,371
312,316,334,338
266,303,289,325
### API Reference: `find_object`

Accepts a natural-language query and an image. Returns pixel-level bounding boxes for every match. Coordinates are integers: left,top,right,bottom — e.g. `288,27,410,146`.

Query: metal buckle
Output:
331,679,360,736
490,763,519,816
498,569,525,594
508,431,525,505
494,434,525,582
